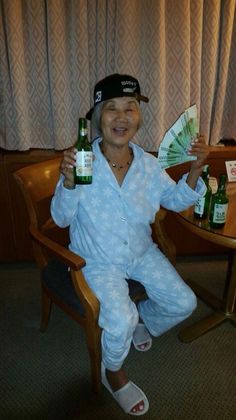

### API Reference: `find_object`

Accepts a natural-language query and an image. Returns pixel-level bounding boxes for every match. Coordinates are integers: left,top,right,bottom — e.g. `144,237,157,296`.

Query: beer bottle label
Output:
212,203,228,224
194,197,205,215
75,151,93,177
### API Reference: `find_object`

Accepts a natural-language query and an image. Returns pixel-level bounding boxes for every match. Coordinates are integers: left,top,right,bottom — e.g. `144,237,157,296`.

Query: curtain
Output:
0,0,235,151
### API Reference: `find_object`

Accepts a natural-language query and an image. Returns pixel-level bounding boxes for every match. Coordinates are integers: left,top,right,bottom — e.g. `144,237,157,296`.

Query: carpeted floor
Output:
1,255,236,420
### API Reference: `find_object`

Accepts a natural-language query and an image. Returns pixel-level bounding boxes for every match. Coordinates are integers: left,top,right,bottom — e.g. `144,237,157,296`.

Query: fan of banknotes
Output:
157,104,199,169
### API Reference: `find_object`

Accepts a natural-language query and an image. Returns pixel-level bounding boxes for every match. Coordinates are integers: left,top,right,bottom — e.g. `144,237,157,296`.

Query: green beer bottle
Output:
194,165,212,219
209,174,228,229
74,118,92,185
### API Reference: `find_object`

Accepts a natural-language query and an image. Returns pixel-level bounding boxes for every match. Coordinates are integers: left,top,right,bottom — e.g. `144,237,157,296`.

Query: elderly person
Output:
51,73,209,416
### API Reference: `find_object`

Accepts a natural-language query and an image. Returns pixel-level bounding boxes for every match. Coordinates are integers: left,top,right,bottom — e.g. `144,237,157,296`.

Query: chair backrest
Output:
14,157,61,230
14,157,70,260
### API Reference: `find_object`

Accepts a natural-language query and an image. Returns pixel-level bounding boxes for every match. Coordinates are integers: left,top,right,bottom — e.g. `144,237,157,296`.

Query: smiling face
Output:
100,97,141,148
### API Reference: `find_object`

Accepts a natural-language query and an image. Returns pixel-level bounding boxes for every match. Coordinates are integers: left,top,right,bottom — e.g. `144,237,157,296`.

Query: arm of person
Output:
186,135,209,190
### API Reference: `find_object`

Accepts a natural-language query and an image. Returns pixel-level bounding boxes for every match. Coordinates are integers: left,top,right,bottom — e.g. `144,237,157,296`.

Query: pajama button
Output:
123,240,128,245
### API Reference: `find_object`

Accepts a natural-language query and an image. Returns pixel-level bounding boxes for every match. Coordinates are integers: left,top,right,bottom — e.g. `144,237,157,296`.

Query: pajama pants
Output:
82,245,197,371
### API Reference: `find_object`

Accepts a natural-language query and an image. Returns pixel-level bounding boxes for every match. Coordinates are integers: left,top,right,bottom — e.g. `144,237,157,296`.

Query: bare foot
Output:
106,368,145,414
133,322,152,352
137,342,150,351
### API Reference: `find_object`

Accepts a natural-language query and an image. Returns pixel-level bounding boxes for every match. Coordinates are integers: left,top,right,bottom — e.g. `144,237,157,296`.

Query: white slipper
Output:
101,363,149,416
132,323,152,352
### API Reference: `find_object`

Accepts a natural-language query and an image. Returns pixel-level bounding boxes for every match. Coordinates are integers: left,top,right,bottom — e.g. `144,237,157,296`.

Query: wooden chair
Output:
14,157,176,394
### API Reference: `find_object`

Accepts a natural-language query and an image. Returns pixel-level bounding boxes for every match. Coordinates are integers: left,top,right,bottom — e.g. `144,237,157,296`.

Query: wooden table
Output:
174,182,236,342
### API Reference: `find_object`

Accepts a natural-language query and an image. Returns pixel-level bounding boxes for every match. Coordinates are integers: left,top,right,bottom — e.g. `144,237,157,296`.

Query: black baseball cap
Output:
86,73,149,120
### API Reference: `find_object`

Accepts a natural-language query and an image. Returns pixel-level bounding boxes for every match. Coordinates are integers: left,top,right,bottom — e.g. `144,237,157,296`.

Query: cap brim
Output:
136,93,149,103
86,108,93,120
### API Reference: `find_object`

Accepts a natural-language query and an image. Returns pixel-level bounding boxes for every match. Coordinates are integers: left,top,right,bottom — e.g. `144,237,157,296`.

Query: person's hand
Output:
60,147,77,189
186,135,210,190
188,135,209,171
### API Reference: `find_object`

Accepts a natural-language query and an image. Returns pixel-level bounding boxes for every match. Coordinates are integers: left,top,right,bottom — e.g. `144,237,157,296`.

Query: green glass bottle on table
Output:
209,174,228,229
194,164,212,219
74,118,93,185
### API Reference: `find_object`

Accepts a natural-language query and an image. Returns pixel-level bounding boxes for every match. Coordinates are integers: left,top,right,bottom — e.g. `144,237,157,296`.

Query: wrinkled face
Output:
100,97,140,147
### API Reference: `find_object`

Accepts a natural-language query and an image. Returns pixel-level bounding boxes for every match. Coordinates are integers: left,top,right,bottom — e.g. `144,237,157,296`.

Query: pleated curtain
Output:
0,0,235,151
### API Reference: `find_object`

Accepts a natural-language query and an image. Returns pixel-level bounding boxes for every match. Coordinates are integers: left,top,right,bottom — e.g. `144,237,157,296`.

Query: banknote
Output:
157,104,198,169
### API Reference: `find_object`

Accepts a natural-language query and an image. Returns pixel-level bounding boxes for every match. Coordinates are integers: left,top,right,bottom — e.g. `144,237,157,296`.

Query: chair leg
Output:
85,325,102,393
40,287,52,332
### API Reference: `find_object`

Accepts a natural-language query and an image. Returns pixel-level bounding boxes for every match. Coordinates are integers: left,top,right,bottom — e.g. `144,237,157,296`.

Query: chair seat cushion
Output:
127,279,146,299
42,260,146,315
42,260,85,316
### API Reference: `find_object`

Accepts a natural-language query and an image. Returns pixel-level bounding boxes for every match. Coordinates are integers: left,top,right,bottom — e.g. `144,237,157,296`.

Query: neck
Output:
100,142,133,171
101,141,130,155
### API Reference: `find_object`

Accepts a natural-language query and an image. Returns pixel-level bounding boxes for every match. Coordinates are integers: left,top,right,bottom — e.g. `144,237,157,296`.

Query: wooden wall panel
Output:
0,152,16,261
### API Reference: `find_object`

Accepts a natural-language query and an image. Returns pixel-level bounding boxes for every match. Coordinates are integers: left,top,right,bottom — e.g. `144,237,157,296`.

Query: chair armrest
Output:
41,217,57,231
30,224,100,317
30,224,86,270
70,269,100,320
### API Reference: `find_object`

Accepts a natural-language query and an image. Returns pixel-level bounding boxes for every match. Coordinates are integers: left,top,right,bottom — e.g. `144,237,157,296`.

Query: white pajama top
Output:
51,138,205,266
